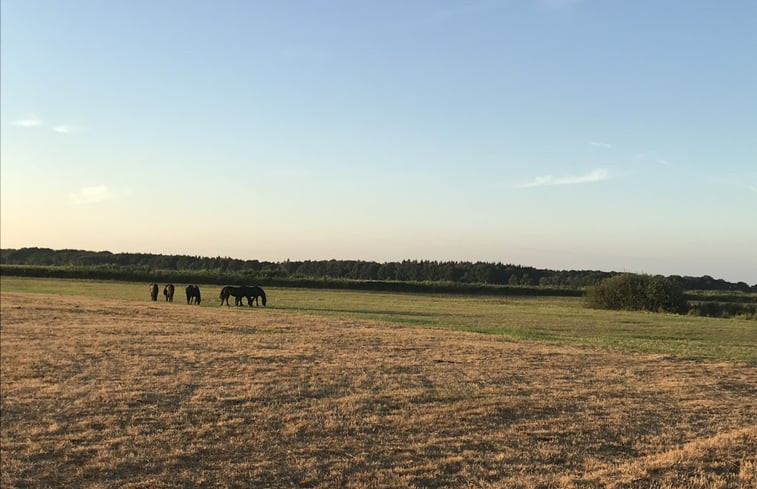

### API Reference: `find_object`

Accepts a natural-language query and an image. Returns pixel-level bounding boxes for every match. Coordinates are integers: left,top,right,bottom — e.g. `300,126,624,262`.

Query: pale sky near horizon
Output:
1,0,756,284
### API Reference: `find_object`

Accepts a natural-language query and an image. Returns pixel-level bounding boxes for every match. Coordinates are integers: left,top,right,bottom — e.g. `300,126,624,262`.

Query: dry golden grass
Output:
1,292,755,488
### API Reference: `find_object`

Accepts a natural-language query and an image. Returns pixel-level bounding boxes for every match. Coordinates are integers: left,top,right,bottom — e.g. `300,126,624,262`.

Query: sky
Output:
1,0,756,284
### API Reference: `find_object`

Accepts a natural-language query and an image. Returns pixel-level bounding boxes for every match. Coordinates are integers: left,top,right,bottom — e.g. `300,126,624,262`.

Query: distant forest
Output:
1,247,754,293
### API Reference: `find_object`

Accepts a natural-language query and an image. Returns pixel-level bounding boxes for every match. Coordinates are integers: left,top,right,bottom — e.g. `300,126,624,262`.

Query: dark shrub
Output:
585,274,687,314
688,301,757,319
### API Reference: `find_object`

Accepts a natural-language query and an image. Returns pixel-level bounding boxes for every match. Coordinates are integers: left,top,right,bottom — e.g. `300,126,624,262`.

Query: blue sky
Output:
2,0,756,283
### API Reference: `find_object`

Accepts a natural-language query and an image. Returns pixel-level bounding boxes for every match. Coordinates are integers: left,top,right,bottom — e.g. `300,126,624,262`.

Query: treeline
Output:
0,264,584,297
1,247,754,292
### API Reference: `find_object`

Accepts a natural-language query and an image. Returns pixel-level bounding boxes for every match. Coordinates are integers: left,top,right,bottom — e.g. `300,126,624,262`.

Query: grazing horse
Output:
164,284,175,302
240,285,267,307
186,285,201,305
219,286,244,306
149,283,159,301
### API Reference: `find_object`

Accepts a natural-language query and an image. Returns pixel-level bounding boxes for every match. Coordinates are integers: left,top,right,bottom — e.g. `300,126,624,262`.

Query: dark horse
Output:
240,285,267,307
164,284,175,302
149,283,159,301
220,286,267,307
186,285,201,305
219,286,244,306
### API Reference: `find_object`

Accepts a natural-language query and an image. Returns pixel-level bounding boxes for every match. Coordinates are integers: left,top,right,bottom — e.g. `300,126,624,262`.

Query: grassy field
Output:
1,277,756,488
2,276,756,363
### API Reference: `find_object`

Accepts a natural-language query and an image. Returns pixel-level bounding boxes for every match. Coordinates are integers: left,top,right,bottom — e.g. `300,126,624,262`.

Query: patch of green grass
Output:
2,276,755,363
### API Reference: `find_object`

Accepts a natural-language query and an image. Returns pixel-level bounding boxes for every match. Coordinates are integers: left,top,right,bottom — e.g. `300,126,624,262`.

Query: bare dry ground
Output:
1,292,755,488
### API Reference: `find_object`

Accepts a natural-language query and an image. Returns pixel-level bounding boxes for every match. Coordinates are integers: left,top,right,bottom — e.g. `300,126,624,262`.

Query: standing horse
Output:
149,283,159,301
164,284,175,302
186,285,201,305
240,285,267,307
219,286,244,306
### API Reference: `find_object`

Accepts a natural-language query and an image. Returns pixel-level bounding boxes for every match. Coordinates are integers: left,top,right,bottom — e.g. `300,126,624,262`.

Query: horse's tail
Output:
219,286,230,306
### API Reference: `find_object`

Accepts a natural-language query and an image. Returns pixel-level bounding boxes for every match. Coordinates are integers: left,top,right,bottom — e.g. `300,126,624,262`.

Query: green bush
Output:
585,274,687,314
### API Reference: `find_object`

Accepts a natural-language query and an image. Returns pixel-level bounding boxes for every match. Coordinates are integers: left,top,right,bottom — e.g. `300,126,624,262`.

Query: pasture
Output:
2,276,756,363
1,277,756,488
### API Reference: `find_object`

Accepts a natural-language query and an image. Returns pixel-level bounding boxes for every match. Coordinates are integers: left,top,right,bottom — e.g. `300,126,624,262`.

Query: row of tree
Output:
1,247,754,292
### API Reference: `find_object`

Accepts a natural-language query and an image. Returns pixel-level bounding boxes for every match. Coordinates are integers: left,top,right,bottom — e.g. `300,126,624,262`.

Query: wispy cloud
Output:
52,124,79,134
635,152,674,168
13,113,81,134
13,114,44,127
589,141,612,149
68,185,112,205
517,169,610,188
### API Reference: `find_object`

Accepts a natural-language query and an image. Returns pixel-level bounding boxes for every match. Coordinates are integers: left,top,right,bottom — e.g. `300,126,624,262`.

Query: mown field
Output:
1,277,756,488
